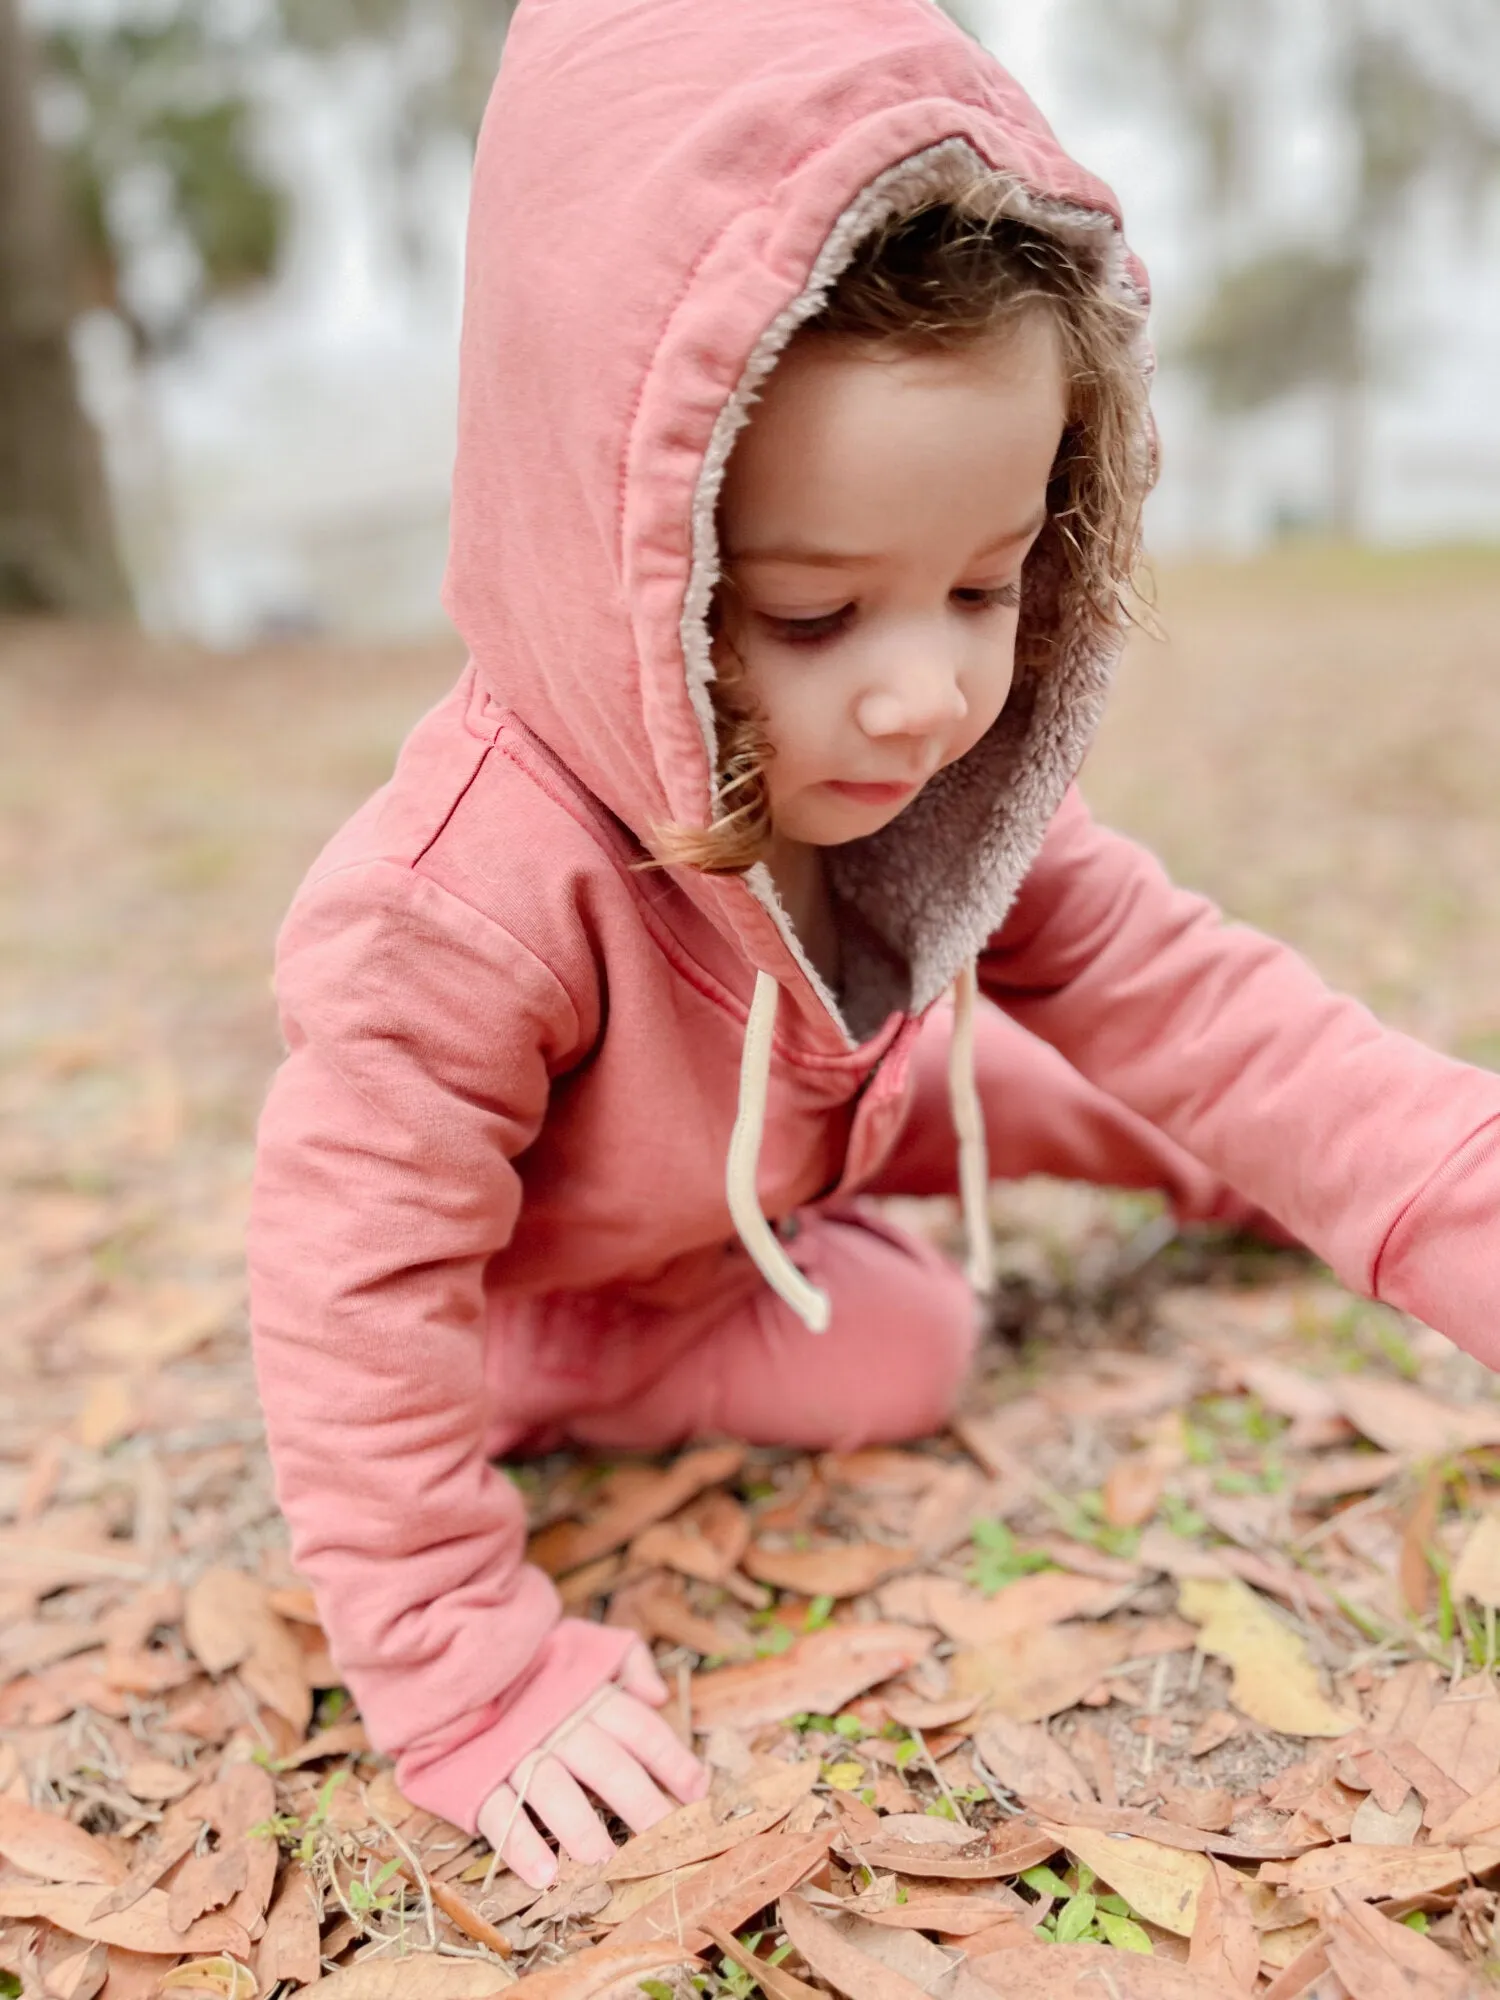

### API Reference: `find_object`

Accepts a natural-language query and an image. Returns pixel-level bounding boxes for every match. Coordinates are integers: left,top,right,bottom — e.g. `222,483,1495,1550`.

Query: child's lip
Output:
823,779,921,805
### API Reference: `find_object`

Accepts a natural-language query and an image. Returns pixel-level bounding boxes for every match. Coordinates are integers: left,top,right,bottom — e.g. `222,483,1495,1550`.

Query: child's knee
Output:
806,1211,979,1443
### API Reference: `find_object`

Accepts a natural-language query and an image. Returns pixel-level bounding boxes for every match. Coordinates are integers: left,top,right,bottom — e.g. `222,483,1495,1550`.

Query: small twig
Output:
910,1726,968,1830
1141,1655,1169,1781
367,1805,438,1952
967,1742,1019,1816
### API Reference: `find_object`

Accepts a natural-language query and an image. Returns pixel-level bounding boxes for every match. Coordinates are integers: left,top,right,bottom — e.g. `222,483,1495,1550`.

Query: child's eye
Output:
952,582,1023,611
761,605,854,646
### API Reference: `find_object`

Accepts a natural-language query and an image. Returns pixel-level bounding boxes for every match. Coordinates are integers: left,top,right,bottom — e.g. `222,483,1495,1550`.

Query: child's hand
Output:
476,1641,709,1887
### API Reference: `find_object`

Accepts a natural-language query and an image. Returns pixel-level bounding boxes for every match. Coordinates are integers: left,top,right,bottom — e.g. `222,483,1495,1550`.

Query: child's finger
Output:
596,1689,710,1803
616,1641,669,1706
525,1757,618,1866
552,1718,675,1832
476,1782,557,1889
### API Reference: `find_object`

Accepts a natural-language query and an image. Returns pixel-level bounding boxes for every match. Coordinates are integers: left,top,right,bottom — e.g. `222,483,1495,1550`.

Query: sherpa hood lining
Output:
678,138,1148,1047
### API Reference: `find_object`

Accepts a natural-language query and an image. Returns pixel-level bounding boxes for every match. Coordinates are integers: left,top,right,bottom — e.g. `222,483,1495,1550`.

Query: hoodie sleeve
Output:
247,859,635,1834
979,789,1500,1363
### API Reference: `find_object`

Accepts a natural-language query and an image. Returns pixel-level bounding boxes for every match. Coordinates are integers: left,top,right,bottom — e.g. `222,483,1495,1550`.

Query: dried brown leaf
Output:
1334,1377,1500,1458
965,1940,1245,1998
1430,1768,1500,1844
253,1864,322,1991
851,1821,1060,1879
156,1956,256,2000
1188,1857,1259,1992
778,1893,932,2000
949,1616,1188,1723
607,1826,829,1949
0,1883,250,1957
879,1691,980,1731
847,1892,1027,1936
1189,1710,1240,1757
743,1541,914,1598
1348,1788,1423,1845
1293,1451,1403,1503
0,1797,128,1886
180,1570,257,1674
312,1957,516,1997
701,1920,823,2000
1177,1577,1359,1736
119,1759,198,1804
970,1715,1093,1804
529,1444,744,1576
1278,1839,1500,1899
1052,1826,1210,1935
629,1491,749,1585
1324,1887,1471,1997
88,1805,209,1921
1451,1512,1500,1612
167,1845,247,1932
601,1757,818,1879
40,1940,109,2000
1416,1674,1500,1792
690,1622,931,1730
1104,1452,1168,1529
792,1910,998,2000
1399,1465,1443,1616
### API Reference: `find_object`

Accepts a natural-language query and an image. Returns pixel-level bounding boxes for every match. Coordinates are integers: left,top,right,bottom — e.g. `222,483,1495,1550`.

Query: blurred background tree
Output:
0,0,131,616
1071,0,1500,535
33,0,516,350
5,0,1499,634
3,0,515,623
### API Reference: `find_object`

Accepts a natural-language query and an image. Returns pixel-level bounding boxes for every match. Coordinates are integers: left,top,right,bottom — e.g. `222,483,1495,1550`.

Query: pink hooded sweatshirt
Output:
249,0,1500,1837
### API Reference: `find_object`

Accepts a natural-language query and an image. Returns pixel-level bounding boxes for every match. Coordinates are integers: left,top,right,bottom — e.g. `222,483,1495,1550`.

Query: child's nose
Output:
855,647,968,741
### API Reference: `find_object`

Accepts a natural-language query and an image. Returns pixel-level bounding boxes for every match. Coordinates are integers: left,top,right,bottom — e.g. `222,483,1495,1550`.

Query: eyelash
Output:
764,582,1023,647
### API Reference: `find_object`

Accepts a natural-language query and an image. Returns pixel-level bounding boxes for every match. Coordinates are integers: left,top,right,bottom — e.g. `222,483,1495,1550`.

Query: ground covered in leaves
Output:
2,550,1499,2000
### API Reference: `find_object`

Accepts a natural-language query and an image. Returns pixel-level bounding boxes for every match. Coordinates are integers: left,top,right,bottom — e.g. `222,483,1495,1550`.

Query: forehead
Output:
720,319,1068,552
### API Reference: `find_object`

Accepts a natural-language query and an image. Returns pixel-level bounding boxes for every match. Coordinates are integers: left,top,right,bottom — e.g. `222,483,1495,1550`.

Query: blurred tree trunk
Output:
0,0,131,617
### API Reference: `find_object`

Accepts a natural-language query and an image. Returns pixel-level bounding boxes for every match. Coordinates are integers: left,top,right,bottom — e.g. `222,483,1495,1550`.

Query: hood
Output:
444,0,1149,1052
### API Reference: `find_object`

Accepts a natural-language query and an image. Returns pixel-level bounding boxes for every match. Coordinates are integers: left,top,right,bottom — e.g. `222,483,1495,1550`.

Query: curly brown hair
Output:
655,195,1154,873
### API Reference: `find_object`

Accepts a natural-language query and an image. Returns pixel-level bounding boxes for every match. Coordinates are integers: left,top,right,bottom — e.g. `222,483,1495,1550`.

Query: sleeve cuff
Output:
393,1620,640,1833
1373,1112,1500,1366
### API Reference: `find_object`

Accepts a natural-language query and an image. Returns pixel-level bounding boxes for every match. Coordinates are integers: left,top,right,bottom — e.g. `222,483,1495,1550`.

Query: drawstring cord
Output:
949,960,995,1295
726,962,996,1334
726,971,832,1332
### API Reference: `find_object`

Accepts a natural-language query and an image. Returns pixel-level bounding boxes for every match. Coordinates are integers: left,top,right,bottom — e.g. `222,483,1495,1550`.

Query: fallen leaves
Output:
529,1445,745,1576
0,1798,127,1886
1177,1578,1360,1737
602,1757,818,1878
1323,1888,1473,1997
606,1827,831,1950
8,1187,1500,1998
778,1894,931,2000
182,1570,312,1733
0,1884,251,1958
690,1623,932,1729
971,1715,1093,1803
1451,1510,1500,1611
949,1615,1193,1722
313,1958,516,1997
853,1821,1061,1880
744,1541,915,1598
1046,1827,1209,1936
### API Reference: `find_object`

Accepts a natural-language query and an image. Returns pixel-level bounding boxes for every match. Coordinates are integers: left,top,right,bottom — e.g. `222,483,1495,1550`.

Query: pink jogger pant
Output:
486,1003,1262,1462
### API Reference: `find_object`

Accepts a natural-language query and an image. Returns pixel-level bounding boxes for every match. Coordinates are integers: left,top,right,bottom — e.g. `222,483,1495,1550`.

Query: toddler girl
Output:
249,0,1499,1892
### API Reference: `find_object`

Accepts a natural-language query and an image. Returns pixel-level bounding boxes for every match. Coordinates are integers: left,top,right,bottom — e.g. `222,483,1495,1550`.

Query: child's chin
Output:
784,795,916,846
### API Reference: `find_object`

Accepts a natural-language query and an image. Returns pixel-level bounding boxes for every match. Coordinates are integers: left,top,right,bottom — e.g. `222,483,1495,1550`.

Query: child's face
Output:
716,314,1068,849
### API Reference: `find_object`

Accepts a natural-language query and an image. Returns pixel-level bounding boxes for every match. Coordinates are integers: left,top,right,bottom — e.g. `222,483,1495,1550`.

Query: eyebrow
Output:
730,509,1048,569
